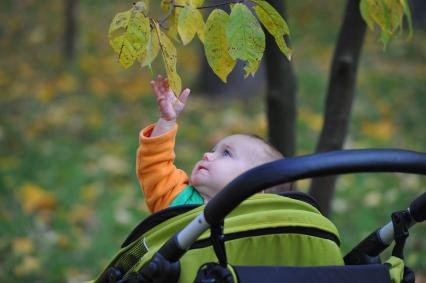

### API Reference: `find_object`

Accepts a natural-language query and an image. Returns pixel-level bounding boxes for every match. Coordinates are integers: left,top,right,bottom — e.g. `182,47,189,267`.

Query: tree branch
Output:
159,0,176,26
309,0,367,216
159,0,243,28
174,0,243,10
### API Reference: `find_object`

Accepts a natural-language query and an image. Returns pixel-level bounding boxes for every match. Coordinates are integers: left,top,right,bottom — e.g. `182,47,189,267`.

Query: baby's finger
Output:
163,77,170,89
157,93,166,102
151,81,160,96
150,80,157,92
179,88,190,105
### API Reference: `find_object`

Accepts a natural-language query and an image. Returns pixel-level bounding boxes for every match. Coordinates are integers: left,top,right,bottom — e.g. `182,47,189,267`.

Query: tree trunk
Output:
308,0,366,216
264,0,297,194
410,0,426,28
64,0,77,61
264,0,296,159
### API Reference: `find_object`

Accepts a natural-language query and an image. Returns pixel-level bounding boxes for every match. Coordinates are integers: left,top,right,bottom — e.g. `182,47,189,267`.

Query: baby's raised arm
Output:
151,75,190,136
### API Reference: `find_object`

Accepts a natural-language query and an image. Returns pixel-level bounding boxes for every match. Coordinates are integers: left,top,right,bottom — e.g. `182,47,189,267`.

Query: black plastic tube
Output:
409,192,426,222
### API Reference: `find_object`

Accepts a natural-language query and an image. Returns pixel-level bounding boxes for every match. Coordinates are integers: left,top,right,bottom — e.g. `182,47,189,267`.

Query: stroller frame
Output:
95,148,426,283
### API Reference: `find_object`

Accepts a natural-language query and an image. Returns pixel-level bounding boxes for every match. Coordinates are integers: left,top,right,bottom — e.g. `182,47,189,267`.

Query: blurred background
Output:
0,0,425,282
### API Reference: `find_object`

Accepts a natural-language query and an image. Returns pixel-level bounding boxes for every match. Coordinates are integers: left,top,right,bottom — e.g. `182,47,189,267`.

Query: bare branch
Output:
159,0,243,28
174,0,244,10
159,0,176,26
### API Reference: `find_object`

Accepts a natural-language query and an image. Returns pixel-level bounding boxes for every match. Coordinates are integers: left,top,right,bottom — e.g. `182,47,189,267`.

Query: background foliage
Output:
0,1,425,282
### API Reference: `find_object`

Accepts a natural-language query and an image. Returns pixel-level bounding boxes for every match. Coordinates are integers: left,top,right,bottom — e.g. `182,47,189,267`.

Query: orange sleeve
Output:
136,123,189,213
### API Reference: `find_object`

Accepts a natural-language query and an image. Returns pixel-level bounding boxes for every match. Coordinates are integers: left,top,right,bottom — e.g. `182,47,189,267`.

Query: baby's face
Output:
190,135,265,202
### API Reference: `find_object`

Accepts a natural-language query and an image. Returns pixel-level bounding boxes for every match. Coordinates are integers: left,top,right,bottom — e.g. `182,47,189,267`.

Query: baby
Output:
137,75,289,213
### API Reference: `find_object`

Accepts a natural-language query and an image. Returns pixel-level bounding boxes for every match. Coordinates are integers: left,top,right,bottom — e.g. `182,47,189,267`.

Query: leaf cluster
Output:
108,0,291,96
359,0,413,49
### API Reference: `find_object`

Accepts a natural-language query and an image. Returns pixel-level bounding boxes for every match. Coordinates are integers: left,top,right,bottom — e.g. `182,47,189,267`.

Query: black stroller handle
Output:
153,149,426,267
409,192,426,222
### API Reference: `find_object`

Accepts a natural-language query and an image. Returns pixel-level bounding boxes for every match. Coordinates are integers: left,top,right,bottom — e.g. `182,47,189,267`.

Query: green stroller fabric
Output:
94,193,343,282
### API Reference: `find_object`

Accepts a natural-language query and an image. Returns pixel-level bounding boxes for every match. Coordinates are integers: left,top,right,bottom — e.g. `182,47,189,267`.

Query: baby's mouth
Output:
197,165,208,172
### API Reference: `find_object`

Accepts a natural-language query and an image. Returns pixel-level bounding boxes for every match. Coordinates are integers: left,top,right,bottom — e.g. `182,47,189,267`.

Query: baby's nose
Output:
203,152,211,161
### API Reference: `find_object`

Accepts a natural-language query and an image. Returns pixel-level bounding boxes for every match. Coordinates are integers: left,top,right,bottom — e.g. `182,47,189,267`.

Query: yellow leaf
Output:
12,237,33,255
163,0,186,42
359,0,412,48
154,21,182,96
139,27,160,68
189,0,204,7
160,0,171,13
57,233,71,249
253,0,291,60
299,107,323,131
17,183,57,213
226,4,265,63
89,77,109,96
167,14,180,41
364,191,382,207
108,7,150,69
109,11,131,36
175,0,187,7
36,81,55,102
56,73,77,92
81,184,101,202
134,0,150,15
360,0,375,30
244,58,261,78
14,256,41,276
385,0,404,33
204,9,236,82
361,120,394,140
178,6,205,45
69,204,94,227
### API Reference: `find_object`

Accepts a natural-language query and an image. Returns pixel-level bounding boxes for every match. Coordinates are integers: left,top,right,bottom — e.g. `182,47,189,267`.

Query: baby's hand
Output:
150,75,190,121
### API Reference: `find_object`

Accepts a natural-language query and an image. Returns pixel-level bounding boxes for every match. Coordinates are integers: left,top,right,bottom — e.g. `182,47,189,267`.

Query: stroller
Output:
91,149,426,283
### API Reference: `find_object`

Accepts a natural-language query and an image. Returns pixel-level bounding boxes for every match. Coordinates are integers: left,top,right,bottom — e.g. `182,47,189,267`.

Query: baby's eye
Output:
223,149,232,157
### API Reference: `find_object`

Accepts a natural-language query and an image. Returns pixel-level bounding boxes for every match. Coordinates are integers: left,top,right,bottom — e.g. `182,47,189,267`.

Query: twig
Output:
159,0,176,25
175,0,243,10
159,0,243,26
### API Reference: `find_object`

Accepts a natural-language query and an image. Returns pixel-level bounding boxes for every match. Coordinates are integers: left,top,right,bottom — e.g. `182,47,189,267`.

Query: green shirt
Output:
169,185,204,207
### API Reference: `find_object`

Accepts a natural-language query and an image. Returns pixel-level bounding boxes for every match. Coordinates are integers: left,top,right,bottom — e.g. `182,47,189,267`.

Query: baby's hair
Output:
242,134,293,193
246,134,284,161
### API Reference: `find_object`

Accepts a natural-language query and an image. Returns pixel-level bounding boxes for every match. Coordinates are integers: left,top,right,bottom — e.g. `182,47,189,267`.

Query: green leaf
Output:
138,25,160,68
401,0,413,39
178,5,205,45
189,0,204,7
109,11,131,37
252,0,291,60
204,9,236,82
168,14,180,42
387,0,407,37
226,4,265,64
108,7,150,69
160,0,180,42
359,0,375,30
244,58,261,78
134,0,150,14
359,0,412,49
154,21,182,96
